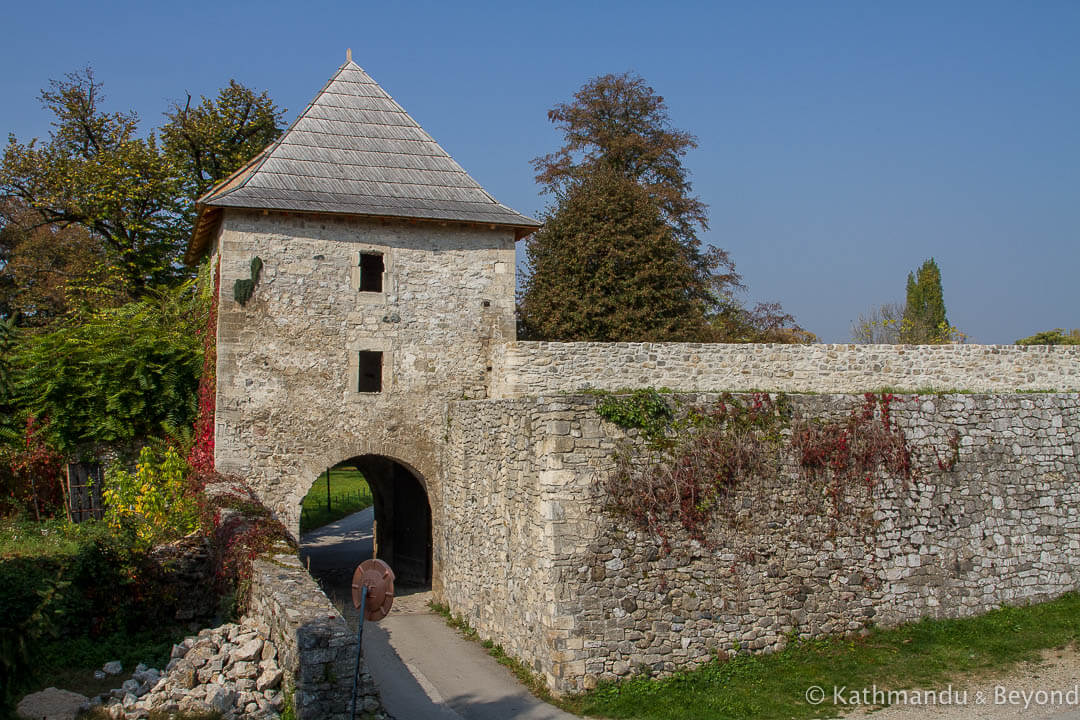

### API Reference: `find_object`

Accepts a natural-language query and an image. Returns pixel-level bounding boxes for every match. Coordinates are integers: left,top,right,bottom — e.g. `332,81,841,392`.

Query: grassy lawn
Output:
0,515,116,558
300,465,373,534
560,592,1080,719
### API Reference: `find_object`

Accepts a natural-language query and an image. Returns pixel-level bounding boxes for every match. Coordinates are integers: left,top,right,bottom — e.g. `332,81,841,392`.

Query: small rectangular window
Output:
359,253,384,292
357,351,383,392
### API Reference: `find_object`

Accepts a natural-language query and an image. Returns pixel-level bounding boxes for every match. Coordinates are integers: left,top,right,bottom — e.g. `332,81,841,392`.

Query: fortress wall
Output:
249,553,383,719
492,342,1080,397
438,399,560,685
443,392,1080,693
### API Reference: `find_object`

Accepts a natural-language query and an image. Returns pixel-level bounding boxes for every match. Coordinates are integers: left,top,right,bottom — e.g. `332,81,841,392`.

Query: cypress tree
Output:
901,258,949,343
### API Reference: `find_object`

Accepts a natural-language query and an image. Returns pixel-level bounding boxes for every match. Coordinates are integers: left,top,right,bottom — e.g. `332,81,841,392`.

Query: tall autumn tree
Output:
161,80,284,199
520,73,741,342
520,72,805,342
0,199,125,326
901,258,950,343
1,68,188,294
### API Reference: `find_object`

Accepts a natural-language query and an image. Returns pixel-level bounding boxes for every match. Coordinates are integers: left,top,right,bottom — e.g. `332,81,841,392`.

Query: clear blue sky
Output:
3,0,1077,343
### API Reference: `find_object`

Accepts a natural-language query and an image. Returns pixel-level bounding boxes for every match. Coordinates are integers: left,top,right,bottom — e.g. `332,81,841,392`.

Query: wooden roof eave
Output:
184,205,224,265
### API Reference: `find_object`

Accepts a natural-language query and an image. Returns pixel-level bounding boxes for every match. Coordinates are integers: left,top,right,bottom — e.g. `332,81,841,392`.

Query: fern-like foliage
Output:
0,317,19,441
12,282,203,458
0,317,15,394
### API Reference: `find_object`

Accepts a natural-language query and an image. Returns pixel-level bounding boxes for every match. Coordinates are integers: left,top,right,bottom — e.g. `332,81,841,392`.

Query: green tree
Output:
532,72,709,251
0,316,14,406
11,281,204,458
521,72,801,342
1,69,283,299
1015,329,1080,346
0,200,125,328
901,258,951,344
161,80,284,199
1,68,188,294
519,167,713,341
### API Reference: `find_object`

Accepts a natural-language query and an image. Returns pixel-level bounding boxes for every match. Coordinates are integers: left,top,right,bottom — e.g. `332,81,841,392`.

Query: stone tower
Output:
186,58,539,587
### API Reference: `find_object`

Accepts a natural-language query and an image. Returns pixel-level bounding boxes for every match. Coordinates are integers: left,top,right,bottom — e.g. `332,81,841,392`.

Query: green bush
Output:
0,518,149,705
1015,329,1080,346
103,445,199,551
11,283,203,458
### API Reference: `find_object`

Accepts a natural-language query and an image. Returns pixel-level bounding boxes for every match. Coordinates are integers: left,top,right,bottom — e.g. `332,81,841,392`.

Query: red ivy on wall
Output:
189,260,219,480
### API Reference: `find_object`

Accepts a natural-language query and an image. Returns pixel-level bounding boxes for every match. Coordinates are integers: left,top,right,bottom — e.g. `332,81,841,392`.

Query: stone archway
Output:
352,454,432,588
298,453,432,590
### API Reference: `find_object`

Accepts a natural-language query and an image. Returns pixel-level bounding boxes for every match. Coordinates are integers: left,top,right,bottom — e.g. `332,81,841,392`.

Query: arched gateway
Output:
185,57,540,596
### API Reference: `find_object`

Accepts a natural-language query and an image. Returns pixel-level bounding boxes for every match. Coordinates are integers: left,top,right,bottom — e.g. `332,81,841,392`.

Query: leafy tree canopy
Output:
533,72,708,249
10,281,205,458
521,72,806,343
161,80,284,199
520,167,713,341
1015,329,1080,346
1,68,283,301
0,199,127,328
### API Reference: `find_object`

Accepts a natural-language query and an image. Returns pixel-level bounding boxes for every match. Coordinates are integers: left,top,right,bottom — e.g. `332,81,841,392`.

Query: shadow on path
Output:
300,509,577,720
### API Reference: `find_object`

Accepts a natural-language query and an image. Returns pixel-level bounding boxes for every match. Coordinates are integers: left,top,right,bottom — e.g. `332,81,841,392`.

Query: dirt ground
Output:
847,646,1080,719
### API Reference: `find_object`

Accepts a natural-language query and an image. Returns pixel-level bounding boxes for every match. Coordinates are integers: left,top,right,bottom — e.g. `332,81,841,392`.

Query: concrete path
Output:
300,510,578,720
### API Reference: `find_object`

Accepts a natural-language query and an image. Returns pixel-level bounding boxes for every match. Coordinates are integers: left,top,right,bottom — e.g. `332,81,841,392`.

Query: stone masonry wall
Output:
442,392,1080,693
492,342,1080,397
212,209,516,547
439,399,554,680
248,553,384,719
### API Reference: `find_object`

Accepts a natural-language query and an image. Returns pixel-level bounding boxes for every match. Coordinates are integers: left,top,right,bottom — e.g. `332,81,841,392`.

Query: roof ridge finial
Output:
346,48,352,63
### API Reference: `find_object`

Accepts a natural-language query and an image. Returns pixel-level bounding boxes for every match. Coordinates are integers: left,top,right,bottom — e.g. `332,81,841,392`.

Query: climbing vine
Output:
189,259,219,479
597,391,957,547
791,393,913,521
595,388,676,448
598,392,791,546
233,256,263,305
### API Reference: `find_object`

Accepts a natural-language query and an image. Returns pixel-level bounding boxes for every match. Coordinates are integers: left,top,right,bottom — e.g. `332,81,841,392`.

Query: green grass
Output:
0,516,116,559
561,593,1080,719
299,466,373,534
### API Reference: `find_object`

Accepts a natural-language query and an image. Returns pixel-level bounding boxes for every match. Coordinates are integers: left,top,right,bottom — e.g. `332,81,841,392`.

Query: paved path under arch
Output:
300,509,578,720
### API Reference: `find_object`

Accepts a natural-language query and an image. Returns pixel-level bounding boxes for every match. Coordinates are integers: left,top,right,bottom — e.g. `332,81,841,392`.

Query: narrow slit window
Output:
359,253,384,292
357,351,383,392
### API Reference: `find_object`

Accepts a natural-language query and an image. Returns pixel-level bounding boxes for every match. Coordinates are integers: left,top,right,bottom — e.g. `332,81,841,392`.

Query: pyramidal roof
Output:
187,58,539,261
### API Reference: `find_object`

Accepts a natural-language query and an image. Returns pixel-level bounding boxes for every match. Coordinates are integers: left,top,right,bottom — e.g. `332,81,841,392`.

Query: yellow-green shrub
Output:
103,446,198,551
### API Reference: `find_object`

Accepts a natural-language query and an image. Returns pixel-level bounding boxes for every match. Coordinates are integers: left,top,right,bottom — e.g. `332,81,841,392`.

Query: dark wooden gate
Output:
65,463,104,522
392,463,432,587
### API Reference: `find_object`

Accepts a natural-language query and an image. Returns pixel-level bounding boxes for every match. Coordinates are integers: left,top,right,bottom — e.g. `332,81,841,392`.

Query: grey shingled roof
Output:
198,60,540,229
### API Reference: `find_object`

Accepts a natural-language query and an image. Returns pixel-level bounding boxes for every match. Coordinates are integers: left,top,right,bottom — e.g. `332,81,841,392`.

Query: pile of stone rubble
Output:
93,618,286,719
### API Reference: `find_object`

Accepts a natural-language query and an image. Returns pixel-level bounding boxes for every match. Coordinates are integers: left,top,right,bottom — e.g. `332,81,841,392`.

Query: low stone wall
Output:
148,534,216,621
248,552,384,719
441,392,1080,693
491,342,1080,397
